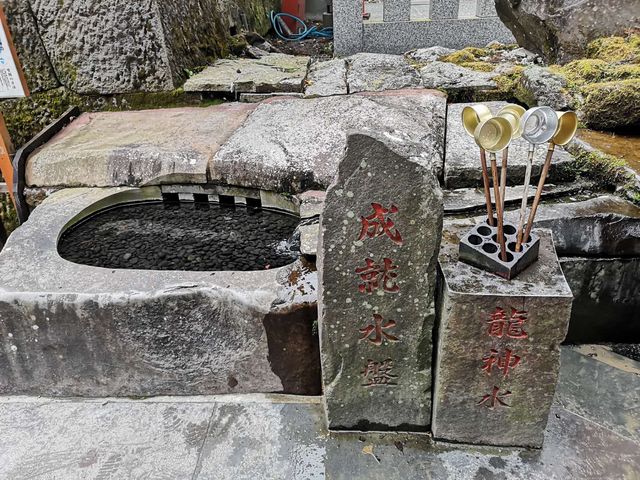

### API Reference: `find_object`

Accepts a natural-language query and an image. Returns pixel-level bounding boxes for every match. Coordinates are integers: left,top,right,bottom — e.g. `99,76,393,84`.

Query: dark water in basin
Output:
58,201,300,271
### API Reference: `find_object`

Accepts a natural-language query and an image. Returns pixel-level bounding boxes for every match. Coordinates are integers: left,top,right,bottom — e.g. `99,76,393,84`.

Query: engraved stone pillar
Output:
384,0,411,22
318,132,443,431
333,0,364,55
429,0,460,19
476,0,498,17
432,224,573,447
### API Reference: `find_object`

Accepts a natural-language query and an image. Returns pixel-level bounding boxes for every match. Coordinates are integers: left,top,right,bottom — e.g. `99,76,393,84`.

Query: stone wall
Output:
5,0,277,95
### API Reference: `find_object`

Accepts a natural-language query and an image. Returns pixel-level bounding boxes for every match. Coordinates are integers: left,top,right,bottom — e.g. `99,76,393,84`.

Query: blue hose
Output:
270,11,333,41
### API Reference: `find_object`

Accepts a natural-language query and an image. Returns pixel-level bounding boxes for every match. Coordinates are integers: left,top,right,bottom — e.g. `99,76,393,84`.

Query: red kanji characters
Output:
358,203,403,246
487,307,529,339
481,348,521,376
362,358,398,387
477,386,512,408
355,257,400,293
359,313,399,346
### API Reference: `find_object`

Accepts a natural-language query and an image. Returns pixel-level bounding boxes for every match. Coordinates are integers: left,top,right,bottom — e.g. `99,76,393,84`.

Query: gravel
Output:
58,201,300,271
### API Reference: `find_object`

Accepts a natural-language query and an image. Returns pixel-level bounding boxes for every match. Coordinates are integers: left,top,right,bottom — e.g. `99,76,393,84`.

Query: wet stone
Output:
318,132,443,431
433,225,573,447
58,202,300,271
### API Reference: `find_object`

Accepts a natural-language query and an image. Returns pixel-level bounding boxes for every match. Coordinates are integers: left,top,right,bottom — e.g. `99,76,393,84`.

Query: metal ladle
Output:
474,116,513,261
514,107,559,251
462,105,494,225
520,111,578,249
497,104,525,212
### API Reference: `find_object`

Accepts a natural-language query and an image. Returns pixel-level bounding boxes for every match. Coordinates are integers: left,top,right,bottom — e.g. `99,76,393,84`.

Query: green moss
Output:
228,34,249,56
572,149,633,190
459,61,495,72
586,34,640,63
581,79,640,130
0,195,18,235
440,49,477,64
557,59,609,85
608,64,640,81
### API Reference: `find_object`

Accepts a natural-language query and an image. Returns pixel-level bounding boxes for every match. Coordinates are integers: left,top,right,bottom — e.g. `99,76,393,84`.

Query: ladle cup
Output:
462,105,494,225
521,111,578,248
474,117,513,262
514,107,559,251
497,104,526,211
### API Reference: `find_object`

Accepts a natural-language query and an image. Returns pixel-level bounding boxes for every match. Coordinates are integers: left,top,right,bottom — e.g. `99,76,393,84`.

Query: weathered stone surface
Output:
444,181,593,214
304,58,348,98
318,132,443,431
3,0,59,93
183,54,310,94
298,190,326,219
561,257,640,344
299,223,320,256
445,102,576,188
346,53,422,93
26,104,255,188
239,92,304,103
503,195,640,257
519,66,576,110
433,226,573,447
211,90,447,193
0,187,320,396
405,46,455,64
420,61,496,91
495,0,640,64
500,47,540,66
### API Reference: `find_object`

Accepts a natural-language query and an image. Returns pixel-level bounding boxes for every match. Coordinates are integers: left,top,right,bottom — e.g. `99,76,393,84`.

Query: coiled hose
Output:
270,11,333,41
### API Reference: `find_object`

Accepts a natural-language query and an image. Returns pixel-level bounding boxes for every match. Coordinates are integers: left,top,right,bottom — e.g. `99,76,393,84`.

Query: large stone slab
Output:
211,89,447,193
346,53,422,93
445,102,577,188
433,225,573,447
26,104,255,188
183,54,310,94
503,195,640,257
318,132,443,431
0,187,320,396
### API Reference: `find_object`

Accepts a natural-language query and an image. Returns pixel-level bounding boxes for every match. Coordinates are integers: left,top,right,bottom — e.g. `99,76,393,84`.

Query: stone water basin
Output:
0,186,321,397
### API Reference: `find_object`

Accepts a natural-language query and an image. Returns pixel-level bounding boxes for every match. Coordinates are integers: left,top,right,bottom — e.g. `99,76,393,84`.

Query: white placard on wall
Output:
0,10,27,99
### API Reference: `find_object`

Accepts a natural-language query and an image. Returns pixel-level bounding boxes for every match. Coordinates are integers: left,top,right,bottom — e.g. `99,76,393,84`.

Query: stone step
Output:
183,54,310,95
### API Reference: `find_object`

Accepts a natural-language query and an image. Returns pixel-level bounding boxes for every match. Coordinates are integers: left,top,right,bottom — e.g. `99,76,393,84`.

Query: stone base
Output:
433,225,573,448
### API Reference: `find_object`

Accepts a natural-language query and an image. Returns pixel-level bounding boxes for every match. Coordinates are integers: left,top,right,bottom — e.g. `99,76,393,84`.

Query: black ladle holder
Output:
459,218,540,280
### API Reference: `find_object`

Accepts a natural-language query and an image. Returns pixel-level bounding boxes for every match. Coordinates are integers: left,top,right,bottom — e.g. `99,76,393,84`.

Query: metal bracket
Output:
12,106,80,224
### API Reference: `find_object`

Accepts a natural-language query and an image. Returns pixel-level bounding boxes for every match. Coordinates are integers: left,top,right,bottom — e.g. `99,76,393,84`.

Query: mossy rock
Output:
586,34,640,63
440,49,477,64
557,59,609,85
581,79,640,130
459,61,495,72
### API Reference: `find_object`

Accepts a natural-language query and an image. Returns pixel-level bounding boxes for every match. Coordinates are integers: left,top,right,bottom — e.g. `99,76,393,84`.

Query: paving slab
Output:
0,348,639,479
183,54,310,94
305,58,349,98
445,102,577,189
26,104,256,188
0,400,212,479
210,89,447,193
346,53,423,93
555,347,640,444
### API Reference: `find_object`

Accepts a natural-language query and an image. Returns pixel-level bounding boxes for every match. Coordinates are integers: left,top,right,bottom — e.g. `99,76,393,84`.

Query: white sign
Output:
0,16,26,98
